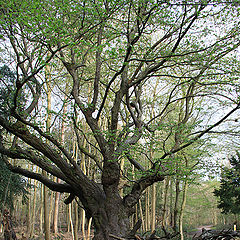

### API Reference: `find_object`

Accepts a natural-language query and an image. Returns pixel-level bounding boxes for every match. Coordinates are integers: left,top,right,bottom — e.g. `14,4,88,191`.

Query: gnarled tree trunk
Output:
90,201,130,240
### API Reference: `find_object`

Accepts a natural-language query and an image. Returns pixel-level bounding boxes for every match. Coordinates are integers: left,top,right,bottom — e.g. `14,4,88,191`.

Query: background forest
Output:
0,0,240,239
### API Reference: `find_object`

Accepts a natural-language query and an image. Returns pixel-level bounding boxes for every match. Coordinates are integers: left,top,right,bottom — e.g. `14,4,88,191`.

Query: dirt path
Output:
188,225,213,237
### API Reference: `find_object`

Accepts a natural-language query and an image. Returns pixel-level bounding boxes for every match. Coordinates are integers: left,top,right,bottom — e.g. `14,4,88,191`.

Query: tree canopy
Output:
0,1,239,239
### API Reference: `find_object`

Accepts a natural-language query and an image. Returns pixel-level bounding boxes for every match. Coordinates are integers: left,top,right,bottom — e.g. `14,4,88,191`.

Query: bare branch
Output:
159,102,240,160
91,26,103,111
73,118,103,171
129,4,206,87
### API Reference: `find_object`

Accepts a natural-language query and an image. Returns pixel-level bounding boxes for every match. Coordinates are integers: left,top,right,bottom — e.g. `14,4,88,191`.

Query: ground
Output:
0,226,94,240
187,225,213,238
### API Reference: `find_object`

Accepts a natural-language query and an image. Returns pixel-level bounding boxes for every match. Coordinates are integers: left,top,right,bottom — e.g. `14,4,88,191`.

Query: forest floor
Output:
1,225,218,240
0,232,94,240
0,226,94,240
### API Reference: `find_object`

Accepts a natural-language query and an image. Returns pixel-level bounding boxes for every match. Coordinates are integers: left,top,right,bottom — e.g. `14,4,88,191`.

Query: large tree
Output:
0,1,240,239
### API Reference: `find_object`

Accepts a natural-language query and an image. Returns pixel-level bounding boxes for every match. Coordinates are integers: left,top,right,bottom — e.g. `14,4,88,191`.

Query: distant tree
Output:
214,153,240,215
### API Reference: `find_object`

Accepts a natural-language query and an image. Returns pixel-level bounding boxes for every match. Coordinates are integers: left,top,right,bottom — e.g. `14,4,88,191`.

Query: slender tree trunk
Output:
43,62,51,240
213,211,217,226
67,205,70,233
48,190,54,228
146,187,151,231
179,180,188,240
138,199,145,232
162,177,170,228
149,99,157,232
43,171,51,240
53,97,67,234
169,179,173,226
87,218,92,240
120,158,125,197
40,185,43,234
26,165,32,234
151,183,156,232
74,201,78,240
69,203,75,240
144,196,148,231
81,138,87,240
173,178,180,232
53,178,61,234
30,175,38,238
81,209,86,240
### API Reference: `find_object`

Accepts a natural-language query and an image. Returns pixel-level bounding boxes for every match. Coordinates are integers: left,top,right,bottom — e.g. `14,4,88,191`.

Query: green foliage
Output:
0,65,27,117
0,158,28,210
0,65,16,117
214,152,240,215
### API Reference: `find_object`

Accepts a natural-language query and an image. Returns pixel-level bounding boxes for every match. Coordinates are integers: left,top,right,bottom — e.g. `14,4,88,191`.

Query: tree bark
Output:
90,202,130,240
138,199,145,232
145,187,150,231
40,185,43,234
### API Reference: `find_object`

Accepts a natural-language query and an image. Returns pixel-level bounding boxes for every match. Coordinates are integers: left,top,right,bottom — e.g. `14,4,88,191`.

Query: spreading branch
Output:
0,153,73,193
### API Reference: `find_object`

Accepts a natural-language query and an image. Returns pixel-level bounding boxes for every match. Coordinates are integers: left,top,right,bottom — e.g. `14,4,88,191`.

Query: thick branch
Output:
0,116,76,178
0,154,73,193
115,128,145,171
11,167,73,193
123,168,165,211
0,141,68,182
68,64,109,157
125,152,145,171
